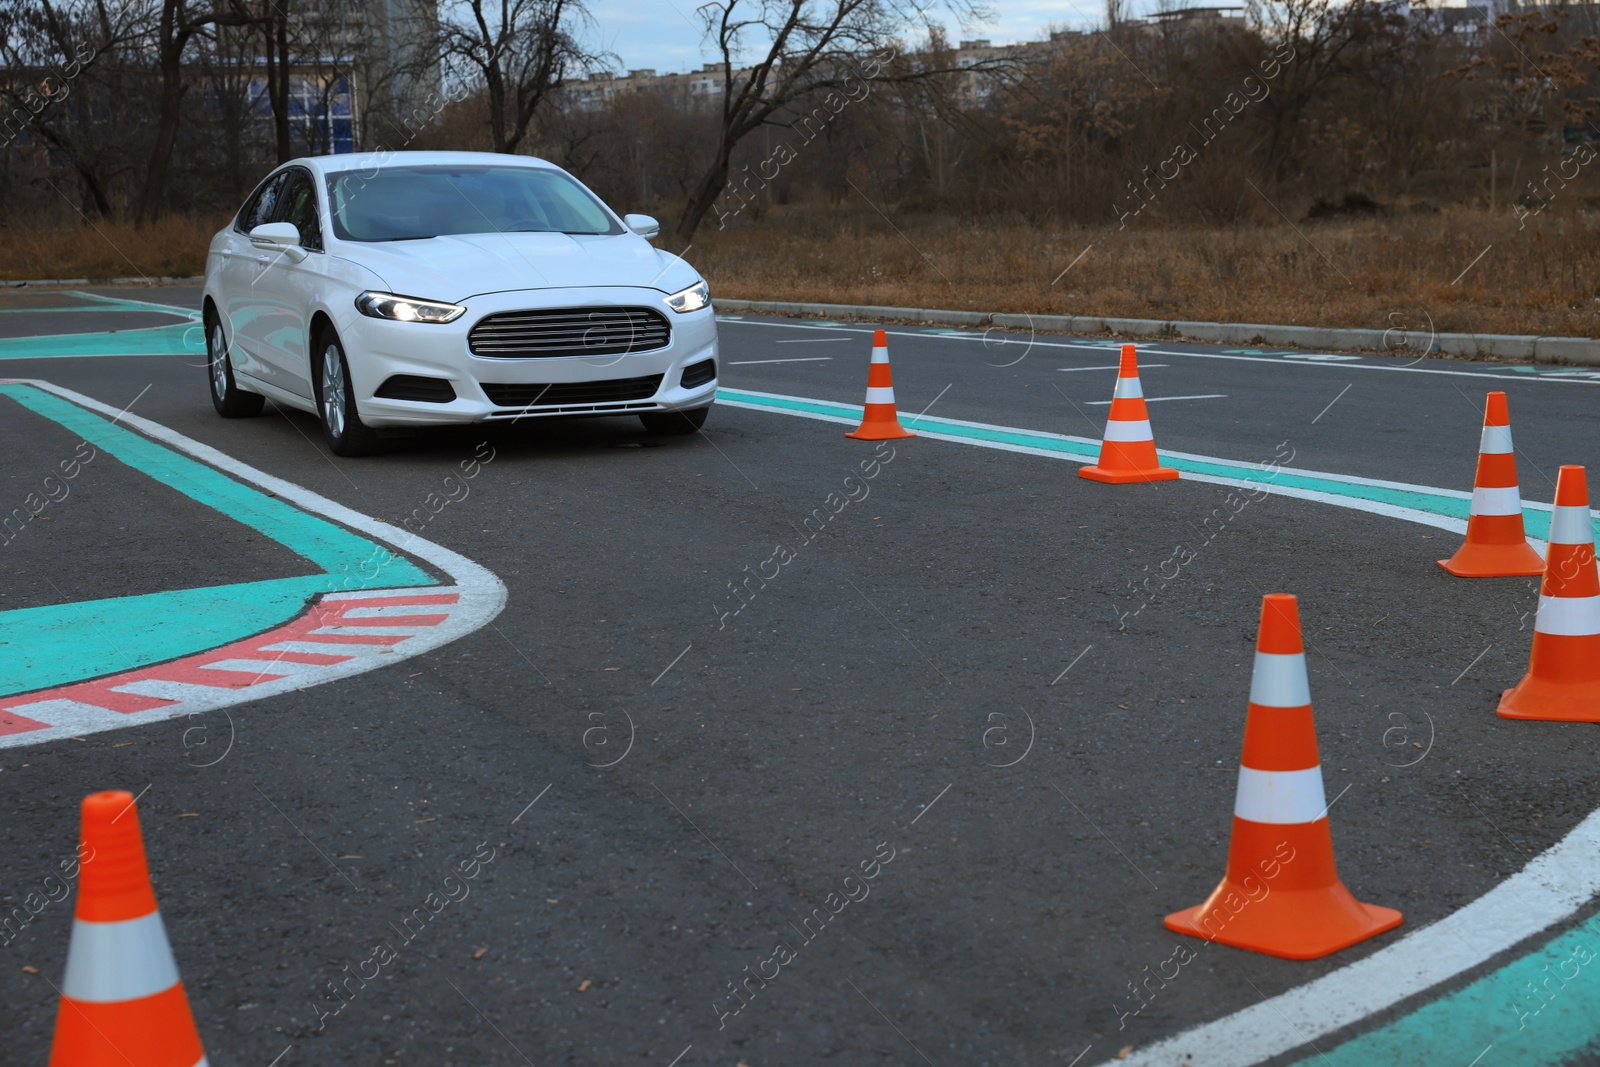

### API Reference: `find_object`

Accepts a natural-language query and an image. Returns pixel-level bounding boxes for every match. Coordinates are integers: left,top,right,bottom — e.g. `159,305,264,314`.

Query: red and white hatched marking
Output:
0,589,481,747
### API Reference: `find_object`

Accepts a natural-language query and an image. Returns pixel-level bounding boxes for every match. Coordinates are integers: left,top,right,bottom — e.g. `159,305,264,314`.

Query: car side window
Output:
277,169,324,252
237,171,289,234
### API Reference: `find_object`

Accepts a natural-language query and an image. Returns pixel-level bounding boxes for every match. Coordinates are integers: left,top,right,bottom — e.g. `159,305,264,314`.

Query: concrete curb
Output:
2,275,205,288
714,298,1598,367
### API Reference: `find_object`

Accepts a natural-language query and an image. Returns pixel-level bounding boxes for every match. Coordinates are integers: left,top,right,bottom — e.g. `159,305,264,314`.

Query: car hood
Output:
339,231,702,304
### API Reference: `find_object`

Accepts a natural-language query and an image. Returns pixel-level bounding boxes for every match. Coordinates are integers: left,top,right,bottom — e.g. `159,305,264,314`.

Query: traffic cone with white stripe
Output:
1499,465,1600,721
48,791,207,1067
1165,594,1402,959
845,329,915,441
1439,391,1545,577
1078,344,1178,483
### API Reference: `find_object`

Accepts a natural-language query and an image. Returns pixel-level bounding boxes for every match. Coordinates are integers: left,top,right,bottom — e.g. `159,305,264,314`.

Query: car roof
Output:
289,151,561,175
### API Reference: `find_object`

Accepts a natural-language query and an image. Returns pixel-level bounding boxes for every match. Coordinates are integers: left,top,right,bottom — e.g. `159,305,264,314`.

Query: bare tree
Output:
673,0,994,242
436,0,603,154
135,0,259,221
0,0,149,216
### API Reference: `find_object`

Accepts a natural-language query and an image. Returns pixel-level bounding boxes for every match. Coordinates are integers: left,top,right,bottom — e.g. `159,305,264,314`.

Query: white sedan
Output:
202,150,718,455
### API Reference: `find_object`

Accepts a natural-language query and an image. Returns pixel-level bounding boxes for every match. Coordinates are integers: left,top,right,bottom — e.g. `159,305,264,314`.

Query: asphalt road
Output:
1,285,1598,1066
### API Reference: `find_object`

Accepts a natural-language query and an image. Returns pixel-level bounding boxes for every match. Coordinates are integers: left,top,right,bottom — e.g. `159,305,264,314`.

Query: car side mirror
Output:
249,221,308,263
624,214,660,239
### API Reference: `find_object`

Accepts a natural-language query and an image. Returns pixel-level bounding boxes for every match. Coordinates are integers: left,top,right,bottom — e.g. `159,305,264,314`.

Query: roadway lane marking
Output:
1084,393,1226,405
717,385,1600,1066
717,319,1600,385
774,337,852,344
729,357,834,365
715,386,1589,546
1057,364,1169,372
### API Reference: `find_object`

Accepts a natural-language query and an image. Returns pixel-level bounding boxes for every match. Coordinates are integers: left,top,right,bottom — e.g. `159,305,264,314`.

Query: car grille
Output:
469,306,671,358
481,374,663,408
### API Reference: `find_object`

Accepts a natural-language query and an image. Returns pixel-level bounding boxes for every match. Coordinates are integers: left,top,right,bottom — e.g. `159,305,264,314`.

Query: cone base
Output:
1078,464,1180,484
1497,681,1600,722
1164,882,1402,960
846,423,915,440
1437,540,1545,578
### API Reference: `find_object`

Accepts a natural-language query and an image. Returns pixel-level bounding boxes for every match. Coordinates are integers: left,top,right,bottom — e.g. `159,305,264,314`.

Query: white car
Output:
202,151,718,455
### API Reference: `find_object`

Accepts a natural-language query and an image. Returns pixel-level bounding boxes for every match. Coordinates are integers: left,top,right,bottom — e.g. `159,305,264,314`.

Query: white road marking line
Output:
339,604,448,618
256,640,382,658
1084,393,1226,405
200,657,328,677
774,337,852,343
718,319,1600,384
1093,805,1600,1066
1056,363,1171,371
729,357,834,364
0,699,129,729
307,624,434,637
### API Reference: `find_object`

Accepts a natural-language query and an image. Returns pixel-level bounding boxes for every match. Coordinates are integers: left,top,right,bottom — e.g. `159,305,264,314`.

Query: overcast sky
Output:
582,1,1100,74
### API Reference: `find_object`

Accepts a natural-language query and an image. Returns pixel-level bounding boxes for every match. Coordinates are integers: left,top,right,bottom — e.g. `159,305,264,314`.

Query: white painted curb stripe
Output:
1102,419,1153,442
1469,484,1523,516
1247,651,1311,708
1479,423,1514,454
864,386,896,405
1113,377,1143,399
1100,806,1600,1067
1551,503,1596,546
340,605,448,619
1233,766,1327,824
61,913,180,1002
1535,594,1600,637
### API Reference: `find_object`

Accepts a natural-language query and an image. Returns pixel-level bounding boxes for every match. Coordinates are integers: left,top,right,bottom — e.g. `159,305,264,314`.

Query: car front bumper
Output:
342,288,718,427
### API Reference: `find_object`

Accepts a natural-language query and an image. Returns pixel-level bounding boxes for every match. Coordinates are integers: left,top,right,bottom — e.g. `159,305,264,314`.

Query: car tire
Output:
639,406,709,435
314,328,382,457
206,314,265,418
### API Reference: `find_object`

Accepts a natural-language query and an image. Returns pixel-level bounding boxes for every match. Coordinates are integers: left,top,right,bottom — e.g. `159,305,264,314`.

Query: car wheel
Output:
640,406,709,435
206,315,264,418
315,329,382,457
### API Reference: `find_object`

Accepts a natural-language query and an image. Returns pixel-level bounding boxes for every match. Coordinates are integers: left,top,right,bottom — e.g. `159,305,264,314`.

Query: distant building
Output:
565,62,739,111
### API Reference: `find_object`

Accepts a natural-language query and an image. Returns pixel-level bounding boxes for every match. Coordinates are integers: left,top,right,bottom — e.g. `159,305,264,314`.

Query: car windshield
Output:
325,164,623,242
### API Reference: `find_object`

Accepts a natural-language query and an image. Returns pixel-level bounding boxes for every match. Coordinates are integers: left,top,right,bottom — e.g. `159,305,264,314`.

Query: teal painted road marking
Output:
0,322,206,360
1290,915,1600,1067
0,291,202,360
2,577,341,696
0,383,431,696
715,387,1588,544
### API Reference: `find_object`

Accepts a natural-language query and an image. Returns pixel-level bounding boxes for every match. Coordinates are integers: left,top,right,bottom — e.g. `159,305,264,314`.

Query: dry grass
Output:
694,206,1600,338
3,207,1596,338
0,216,226,282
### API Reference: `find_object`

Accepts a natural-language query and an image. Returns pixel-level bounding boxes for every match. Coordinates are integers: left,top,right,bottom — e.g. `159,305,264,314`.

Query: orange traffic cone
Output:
1079,344,1178,483
1165,594,1402,959
1499,465,1600,721
845,329,915,441
49,791,207,1067
1439,391,1545,577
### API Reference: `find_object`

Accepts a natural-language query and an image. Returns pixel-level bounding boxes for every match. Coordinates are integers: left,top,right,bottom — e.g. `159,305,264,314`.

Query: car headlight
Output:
355,291,466,324
664,280,710,314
